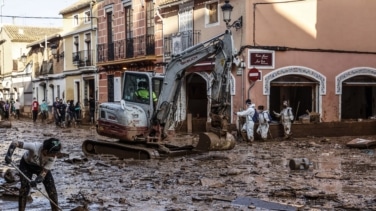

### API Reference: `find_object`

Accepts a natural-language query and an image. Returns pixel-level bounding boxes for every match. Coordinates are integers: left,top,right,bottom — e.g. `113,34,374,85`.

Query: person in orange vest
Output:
32,97,39,123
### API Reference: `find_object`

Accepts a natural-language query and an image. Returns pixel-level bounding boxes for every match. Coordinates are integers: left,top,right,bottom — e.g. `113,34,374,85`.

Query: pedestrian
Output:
40,99,49,122
58,99,66,127
89,96,95,124
52,97,60,126
4,138,62,211
74,101,81,121
0,98,5,120
3,100,10,120
67,100,76,127
256,105,271,141
273,100,294,139
234,99,256,144
14,99,21,119
31,97,39,123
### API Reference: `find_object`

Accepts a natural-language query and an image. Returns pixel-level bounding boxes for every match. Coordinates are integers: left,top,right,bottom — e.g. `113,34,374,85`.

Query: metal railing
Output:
72,50,94,67
163,30,201,58
97,34,155,63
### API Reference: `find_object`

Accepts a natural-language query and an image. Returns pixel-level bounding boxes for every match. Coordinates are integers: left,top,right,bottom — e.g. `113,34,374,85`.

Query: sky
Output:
0,0,78,27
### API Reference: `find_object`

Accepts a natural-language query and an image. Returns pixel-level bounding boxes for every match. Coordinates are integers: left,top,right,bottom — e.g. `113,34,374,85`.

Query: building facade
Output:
0,25,61,112
235,0,376,123
59,0,99,122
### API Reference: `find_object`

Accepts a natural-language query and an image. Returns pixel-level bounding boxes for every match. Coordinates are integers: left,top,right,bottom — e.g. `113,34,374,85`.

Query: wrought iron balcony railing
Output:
97,34,155,63
72,50,94,67
163,30,201,58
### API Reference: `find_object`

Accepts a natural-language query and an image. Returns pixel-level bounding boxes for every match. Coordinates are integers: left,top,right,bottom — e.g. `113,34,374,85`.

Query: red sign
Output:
248,68,260,82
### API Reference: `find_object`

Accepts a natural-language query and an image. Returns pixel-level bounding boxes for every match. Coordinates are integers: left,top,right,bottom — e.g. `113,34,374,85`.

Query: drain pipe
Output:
247,81,256,101
156,9,165,73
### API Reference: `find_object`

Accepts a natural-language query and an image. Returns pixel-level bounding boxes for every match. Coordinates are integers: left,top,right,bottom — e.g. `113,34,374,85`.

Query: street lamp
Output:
221,0,242,30
50,43,64,62
20,53,27,65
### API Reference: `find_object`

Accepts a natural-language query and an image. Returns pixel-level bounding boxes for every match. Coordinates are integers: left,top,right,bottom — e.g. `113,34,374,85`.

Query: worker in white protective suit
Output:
256,105,271,140
234,99,256,144
273,100,294,139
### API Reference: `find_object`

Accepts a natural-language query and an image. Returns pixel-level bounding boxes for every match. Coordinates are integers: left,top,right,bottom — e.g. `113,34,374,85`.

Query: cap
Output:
43,138,61,153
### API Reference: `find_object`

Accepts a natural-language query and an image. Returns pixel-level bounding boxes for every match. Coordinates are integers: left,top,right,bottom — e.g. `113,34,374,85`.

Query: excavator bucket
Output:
195,132,236,151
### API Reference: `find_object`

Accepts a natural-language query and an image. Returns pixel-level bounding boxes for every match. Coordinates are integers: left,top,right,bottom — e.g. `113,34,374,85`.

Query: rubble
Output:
0,120,375,210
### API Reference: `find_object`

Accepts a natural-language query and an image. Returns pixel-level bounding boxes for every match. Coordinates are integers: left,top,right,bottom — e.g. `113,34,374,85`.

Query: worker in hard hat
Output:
135,81,157,103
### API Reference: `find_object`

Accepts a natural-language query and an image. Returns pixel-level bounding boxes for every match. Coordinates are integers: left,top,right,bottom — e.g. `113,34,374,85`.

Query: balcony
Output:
72,50,94,67
97,34,155,63
164,30,201,58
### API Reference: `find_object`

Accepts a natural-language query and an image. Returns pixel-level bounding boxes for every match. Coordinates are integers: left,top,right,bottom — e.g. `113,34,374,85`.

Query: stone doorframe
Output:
335,67,376,121
263,65,326,115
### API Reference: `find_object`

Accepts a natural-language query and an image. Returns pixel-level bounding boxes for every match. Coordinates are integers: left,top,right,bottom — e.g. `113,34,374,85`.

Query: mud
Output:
1,119,376,210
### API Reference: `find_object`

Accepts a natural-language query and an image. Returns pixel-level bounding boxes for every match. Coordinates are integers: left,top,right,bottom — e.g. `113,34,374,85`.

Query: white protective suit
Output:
274,106,294,138
236,103,256,142
257,110,271,140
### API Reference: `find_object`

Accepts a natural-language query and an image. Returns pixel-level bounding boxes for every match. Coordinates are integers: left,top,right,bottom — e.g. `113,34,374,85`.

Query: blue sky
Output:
0,0,78,27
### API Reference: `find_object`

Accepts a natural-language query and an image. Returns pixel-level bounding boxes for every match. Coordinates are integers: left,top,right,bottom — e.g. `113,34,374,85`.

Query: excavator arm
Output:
153,30,236,135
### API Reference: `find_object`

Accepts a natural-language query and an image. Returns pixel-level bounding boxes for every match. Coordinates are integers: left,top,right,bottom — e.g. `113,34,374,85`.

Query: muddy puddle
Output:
1,120,376,210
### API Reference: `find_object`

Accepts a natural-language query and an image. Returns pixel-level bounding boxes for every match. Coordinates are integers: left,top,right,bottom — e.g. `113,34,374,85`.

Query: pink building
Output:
95,0,376,136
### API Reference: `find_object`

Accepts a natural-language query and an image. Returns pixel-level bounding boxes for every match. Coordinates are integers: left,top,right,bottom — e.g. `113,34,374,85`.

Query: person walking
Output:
4,138,62,211
89,96,95,124
52,97,60,126
40,99,49,123
3,100,10,120
273,100,294,139
14,99,21,119
58,99,67,127
31,98,39,123
256,105,271,141
234,99,256,144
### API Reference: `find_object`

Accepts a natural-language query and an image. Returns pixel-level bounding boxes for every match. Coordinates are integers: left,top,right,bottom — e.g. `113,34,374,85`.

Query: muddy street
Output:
1,119,376,210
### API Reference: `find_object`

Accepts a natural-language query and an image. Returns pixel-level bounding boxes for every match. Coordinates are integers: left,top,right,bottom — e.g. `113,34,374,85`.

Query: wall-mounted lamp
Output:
20,53,27,65
50,43,64,61
221,0,242,30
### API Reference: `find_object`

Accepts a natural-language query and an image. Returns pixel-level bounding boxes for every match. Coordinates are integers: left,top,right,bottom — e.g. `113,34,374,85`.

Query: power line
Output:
0,15,87,20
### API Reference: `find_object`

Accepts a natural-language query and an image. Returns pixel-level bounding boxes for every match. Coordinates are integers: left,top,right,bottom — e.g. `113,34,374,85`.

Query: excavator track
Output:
82,139,160,160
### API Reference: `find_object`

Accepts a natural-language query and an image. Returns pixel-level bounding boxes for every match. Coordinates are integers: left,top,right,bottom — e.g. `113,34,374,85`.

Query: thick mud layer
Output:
1,120,376,210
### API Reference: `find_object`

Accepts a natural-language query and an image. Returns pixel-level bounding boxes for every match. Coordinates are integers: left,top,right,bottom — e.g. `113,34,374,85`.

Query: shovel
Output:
10,162,62,211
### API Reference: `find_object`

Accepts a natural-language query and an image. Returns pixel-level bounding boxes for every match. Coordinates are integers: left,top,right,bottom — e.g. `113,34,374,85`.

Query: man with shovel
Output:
4,138,62,211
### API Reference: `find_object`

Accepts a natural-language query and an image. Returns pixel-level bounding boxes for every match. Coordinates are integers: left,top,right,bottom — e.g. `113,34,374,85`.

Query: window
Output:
179,6,193,32
146,1,154,35
73,14,79,26
206,1,219,25
125,6,133,39
73,36,79,63
84,10,91,23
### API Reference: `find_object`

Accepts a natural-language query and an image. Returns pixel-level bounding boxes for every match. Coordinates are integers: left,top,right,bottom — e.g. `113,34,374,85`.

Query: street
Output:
1,119,376,210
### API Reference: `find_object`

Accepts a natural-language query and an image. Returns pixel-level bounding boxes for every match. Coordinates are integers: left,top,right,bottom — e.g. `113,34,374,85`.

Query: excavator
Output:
82,29,237,159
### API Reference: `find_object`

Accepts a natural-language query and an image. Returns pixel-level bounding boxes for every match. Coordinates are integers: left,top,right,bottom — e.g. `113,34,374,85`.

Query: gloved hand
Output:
30,180,37,187
35,175,44,183
5,155,12,164
30,175,43,187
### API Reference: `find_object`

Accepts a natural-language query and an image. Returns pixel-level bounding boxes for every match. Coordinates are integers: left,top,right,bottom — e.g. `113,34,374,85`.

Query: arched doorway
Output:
336,68,376,120
186,73,208,120
264,66,326,120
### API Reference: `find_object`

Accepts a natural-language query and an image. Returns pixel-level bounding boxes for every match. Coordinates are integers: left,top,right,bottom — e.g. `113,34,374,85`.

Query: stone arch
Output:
335,67,376,94
263,66,326,95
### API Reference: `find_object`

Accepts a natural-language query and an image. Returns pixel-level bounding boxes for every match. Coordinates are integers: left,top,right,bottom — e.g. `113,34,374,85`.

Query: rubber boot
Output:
19,195,27,211
241,131,248,142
